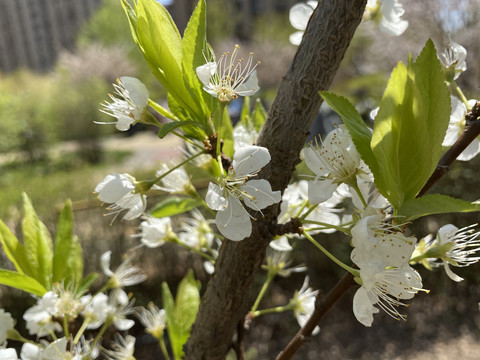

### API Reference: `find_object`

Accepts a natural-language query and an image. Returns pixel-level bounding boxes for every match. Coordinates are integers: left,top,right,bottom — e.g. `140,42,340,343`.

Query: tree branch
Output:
184,1,367,358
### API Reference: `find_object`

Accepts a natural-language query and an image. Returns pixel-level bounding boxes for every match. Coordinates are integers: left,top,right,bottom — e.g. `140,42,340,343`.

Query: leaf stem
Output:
250,276,274,314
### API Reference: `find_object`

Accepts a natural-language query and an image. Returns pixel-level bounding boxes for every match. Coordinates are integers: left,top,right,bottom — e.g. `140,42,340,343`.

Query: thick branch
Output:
184,1,367,359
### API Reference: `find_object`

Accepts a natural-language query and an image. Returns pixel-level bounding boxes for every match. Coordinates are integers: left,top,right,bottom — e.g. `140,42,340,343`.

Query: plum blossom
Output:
100,77,149,131
0,309,14,346
423,224,480,282
442,96,480,161
288,1,317,45
350,208,425,326
441,41,467,81
178,210,214,250
23,292,62,337
138,216,176,248
233,124,258,151
196,45,259,102
0,348,17,360
101,251,146,288
106,289,136,331
81,293,109,329
304,126,370,204
21,337,68,360
136,302,167,339
103,334,136,360
291,276,320,334
206,145,281,241
365,0,409,36
95,173,146,220
155,163,193,194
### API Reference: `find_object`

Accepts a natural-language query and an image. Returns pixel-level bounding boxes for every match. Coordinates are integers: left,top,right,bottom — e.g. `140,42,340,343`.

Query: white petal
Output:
353,287,379,327
0,349,18,360
196,62,217,87
116,115,135,131
444,261,464,282
100,251,114,277
289,31,304,46
43,338,68,360
442,124,461,146
233,146,271,176
235,71,260,97
269,236,293,252
95,174,134,203
120,76,149,108
205,182,228,211
215,197,252,241
437,224,458,245
241,179,281,211
457,138,480,161
307,179,337,204
114,318,135,331
119,193,146,220
289,2,315,31
20,343,41,360
303,147,329,177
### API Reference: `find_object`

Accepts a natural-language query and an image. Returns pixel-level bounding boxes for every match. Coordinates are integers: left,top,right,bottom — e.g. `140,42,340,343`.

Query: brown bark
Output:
184,1,367,358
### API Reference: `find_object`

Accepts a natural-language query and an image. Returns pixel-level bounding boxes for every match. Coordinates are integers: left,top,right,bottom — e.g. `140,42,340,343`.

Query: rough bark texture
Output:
184,1,367,358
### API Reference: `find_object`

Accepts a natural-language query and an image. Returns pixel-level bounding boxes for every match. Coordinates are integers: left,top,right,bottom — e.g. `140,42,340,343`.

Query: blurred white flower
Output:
365,0,408,36
95,173,146,221
139,216,176,248
0,348,17,360
233,124,258,150
441,41,467,81
103,334,136,360
136,302,166,340
178,210,214,250
196,45,260,102
107,289,136,331
291,276,320,334
288,1,318,45
101,251,146,288
442,96,480,161
23,292,62,337
21,337,68,360
0,309,14,346
81,293,109,329
155,163,192,194
100,77,149,131
206,145,281,241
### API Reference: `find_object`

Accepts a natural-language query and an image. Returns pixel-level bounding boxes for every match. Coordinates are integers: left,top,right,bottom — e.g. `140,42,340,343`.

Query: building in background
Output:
0,0,101,72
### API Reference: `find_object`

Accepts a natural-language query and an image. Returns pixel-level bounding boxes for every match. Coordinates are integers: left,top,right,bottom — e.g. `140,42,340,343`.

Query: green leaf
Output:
320,92,378,176
398,194,480,221
158,120,204,139
167,94,206,140
120,0,139,43
181,0,212,117
150,197,202,218
240,96,252,126
252,98,267,132
371,40,450,209
21,193,53,289
162,272,200,360
78,273,99,295
0,269,47,296
172,270,200,358
52,200,83,287
162,282,179,358
0,220,30,275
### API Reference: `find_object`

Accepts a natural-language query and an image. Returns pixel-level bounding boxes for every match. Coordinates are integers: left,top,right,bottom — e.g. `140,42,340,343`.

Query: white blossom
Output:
178,210,214,250
427,224,480,282
155,163,191,194
23,292,62,337
21,337,68,360
95,173,146,220
291,276,320,334
136,302,166,339
103,334,136,360
288,1,318,45
80,293,109,329
0,309,14,346
196,45,259,102
0,348,17,360
138,216,175,248
441,41,467,81
106,289,136,331
206,145,281,241
101,251,146,288
304,126,370,204
365,0,409,36
442,96,480,161
233,124,258,151
100,77,149,131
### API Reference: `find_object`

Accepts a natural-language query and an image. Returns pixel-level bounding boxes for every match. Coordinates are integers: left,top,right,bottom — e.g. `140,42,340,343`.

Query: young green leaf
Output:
0,220,30,275
21,193,53,289
78,273,100,295
371,40,450,209
240,96,252,127
320,92,378,176
0,269,47,297
52,200,83,287
162,282,180,359
182,0,212,118
252,98,267,132
158,120,205,139
150,197,203,218
398,194,480,221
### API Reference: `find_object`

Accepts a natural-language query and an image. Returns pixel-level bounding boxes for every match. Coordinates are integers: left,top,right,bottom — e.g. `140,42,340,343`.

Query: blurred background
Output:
1,0,480,359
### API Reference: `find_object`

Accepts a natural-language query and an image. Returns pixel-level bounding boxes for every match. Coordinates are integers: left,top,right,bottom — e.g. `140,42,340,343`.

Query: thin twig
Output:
275,102,480,360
